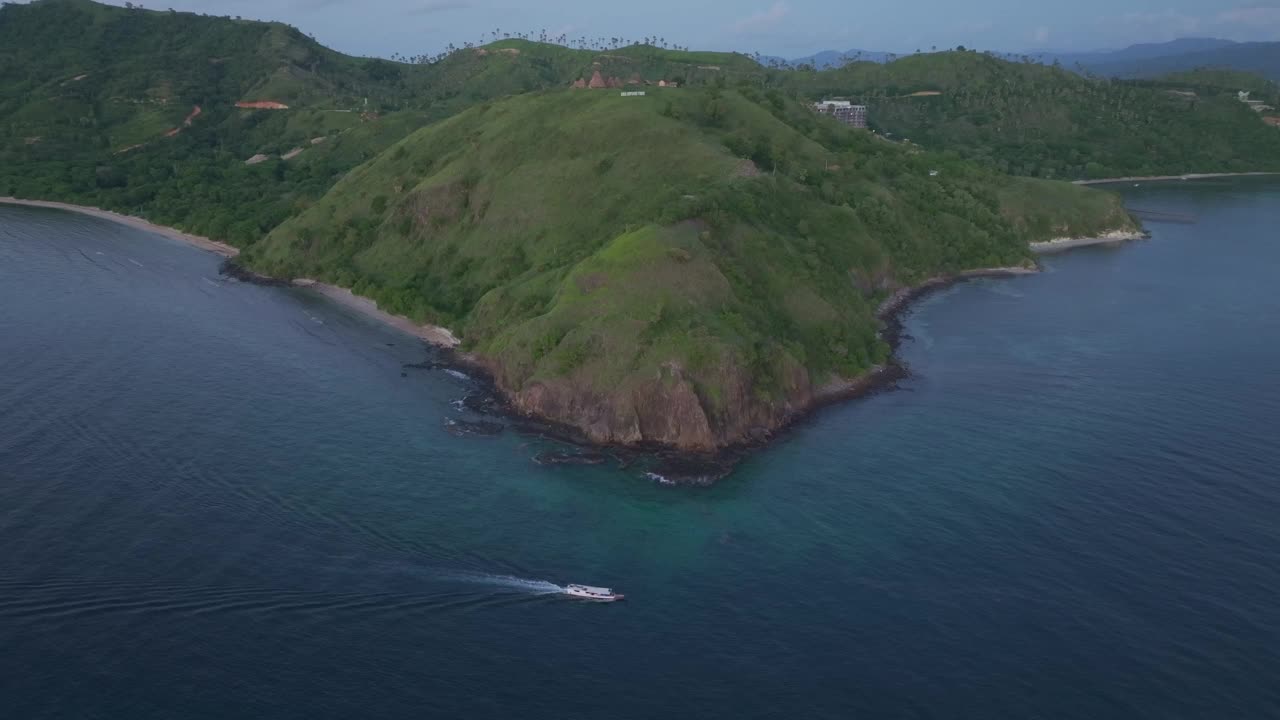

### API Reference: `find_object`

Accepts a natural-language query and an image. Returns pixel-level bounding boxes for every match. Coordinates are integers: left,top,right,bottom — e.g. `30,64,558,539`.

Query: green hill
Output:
789,50,1280,179
1133,69,1280,110
0,0,1186,452
0,0,426,138
5,1,1273,244
241,88,1135,450
0,1,765,245
0,0,444,243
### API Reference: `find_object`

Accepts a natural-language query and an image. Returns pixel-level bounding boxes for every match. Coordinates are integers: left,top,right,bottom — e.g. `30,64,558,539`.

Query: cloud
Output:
731,2,790,34
1216,6,1280,30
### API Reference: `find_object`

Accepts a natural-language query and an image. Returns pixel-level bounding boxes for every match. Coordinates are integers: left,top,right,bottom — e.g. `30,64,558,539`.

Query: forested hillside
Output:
1138,69,1280,105
241,88,1134,450
0,0,1162,452
0,0,447,242
788,51,1280,179
0,0,766,242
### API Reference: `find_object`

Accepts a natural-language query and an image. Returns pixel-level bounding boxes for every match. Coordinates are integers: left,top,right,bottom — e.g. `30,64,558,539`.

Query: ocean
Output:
2,178,1278,718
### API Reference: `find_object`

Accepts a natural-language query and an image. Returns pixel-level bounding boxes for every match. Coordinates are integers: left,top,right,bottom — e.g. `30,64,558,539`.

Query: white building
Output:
813,100,868,128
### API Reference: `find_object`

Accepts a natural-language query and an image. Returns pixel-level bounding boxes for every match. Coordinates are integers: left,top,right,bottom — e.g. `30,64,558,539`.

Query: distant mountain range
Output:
1032,37,1240,68
759,49,896,68
1063,40,1280,82
765,37,1280,82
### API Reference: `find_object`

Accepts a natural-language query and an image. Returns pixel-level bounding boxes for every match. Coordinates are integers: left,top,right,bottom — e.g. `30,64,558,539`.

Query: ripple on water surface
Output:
2,183,1280,718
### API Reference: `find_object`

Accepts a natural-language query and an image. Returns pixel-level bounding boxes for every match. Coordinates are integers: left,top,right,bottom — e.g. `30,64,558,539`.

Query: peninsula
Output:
5,0,1280,455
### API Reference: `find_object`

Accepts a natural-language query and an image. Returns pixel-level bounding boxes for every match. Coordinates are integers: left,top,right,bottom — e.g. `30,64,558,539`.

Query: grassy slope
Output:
0,2,1151,449
788,51,1280,179
0,2,766,245
0,0,400,152
411,39,763,120
2,1,1271,250
243,88,1135,449
0,0,446,242
1137,69,1280,109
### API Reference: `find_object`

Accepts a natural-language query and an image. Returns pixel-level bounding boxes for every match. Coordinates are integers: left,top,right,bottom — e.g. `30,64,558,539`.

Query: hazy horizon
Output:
11,0,1280,62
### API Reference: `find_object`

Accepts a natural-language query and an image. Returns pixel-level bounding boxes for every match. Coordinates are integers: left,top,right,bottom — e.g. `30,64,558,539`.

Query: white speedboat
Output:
564,584,625,602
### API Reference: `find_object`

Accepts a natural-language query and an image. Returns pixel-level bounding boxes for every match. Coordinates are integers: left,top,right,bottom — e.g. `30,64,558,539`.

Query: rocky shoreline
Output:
229,259,1050,484
0,198,1129,483
381,263,1044,484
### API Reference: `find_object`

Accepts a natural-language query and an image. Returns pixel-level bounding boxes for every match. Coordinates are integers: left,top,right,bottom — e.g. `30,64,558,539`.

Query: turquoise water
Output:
2,179,1279,718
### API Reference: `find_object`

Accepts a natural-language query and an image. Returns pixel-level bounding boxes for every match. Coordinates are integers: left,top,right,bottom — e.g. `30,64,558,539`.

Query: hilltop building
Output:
1238,90,1274,113
571,70,678,90
569,69,625,89
813,100,867,128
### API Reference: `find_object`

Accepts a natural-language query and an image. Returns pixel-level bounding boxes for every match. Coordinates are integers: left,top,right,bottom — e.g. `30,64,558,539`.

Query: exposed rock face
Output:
588,70,607,89
483,354,832,453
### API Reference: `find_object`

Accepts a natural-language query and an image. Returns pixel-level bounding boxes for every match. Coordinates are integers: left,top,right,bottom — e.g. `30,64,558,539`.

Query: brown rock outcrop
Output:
482,352,835,453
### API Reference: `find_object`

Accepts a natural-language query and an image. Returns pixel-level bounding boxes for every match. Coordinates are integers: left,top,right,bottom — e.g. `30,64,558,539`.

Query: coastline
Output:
875,264,1040,321
1030,229,1148,254
1,196,1135,480
0,198,462,351
0,197,240,258
1073,171,1279,186
290,279,461,348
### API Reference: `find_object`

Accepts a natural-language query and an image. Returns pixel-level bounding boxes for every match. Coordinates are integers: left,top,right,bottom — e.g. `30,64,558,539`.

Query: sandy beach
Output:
1074,171,1279,186
291,279,461,348
0,197,241,257
0,196,461,348
1030,230,1147,253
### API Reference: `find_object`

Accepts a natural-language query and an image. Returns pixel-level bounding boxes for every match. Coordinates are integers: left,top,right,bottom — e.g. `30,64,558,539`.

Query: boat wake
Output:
447,572,563,595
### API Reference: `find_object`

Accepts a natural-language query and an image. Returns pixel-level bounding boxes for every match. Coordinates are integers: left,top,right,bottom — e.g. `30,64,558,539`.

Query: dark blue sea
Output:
2,178,1279,719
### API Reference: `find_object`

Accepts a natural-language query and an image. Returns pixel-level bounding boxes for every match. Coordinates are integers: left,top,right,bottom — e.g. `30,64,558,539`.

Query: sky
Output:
37,0,1280,59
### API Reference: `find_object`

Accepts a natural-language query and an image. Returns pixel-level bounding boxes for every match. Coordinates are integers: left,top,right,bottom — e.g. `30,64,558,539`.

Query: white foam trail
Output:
445,369,469,380
645,472,675,486
449,572,563,594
